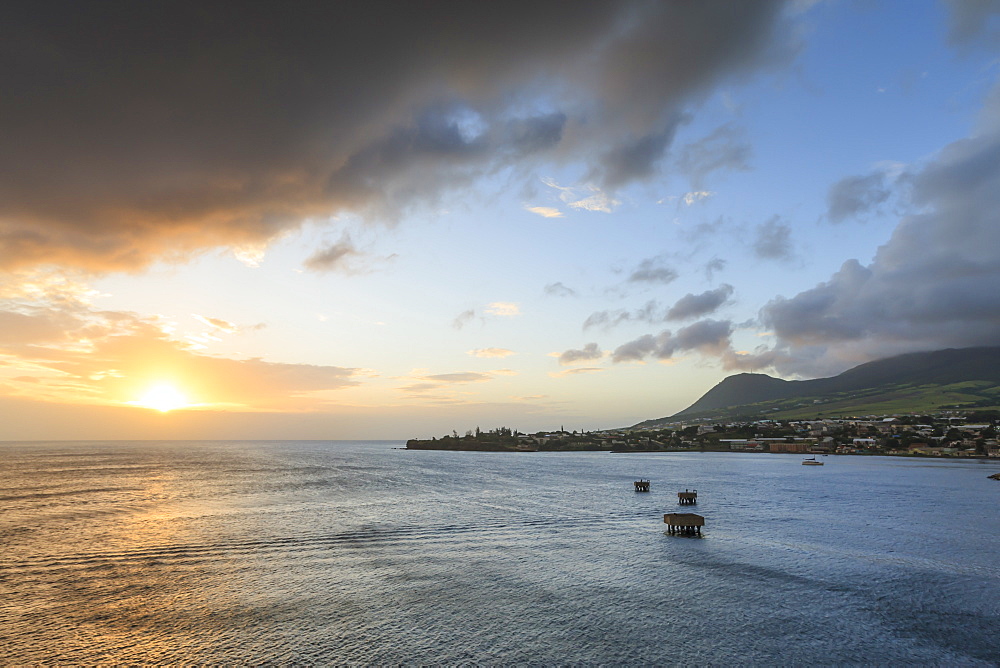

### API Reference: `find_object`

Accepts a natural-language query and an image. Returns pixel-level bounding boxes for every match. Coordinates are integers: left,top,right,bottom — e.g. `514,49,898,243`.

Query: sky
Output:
3,0,1000,440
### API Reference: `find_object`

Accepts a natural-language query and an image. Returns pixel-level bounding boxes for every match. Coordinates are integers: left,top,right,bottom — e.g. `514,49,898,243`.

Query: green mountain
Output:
633,347,1000,427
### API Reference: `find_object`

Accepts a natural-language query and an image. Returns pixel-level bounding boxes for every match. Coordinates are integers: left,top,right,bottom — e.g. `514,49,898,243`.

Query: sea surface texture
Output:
1,441,999,665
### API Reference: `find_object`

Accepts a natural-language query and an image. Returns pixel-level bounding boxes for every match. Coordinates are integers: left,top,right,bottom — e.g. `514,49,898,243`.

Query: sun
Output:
135,383,190,412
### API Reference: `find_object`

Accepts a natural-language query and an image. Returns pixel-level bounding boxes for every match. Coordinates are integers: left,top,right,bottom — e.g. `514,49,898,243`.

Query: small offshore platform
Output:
664,513,704,536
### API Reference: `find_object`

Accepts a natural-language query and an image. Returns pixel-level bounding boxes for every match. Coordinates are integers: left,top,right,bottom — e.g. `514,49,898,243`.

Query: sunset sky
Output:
3,0,1000,440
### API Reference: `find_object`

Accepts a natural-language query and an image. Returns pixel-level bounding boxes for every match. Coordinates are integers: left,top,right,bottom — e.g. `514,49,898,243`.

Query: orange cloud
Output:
0,304,361,412
192,314,238,333
525,206,565,218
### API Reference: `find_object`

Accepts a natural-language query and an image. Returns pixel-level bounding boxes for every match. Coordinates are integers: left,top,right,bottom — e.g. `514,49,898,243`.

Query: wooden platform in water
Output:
664,512,704,535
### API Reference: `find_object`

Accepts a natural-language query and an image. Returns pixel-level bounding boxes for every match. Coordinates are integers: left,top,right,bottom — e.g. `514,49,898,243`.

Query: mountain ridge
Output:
633,347,1000,427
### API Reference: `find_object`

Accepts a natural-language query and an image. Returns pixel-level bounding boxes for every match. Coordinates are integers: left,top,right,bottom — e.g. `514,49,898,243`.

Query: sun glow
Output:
135,383,190,412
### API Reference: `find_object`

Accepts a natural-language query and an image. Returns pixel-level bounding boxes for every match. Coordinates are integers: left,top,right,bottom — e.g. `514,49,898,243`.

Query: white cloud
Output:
682,191,715,205
542,178,620,213
567,190,620,213
540,177,575,193
233,244,267,268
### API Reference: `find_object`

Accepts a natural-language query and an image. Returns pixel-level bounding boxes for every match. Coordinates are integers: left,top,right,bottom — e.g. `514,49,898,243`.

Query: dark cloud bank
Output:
0,0,786,271
759,118,1000,377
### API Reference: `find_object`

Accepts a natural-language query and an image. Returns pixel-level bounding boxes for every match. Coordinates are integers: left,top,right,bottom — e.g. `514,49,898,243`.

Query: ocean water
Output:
1,441,999,665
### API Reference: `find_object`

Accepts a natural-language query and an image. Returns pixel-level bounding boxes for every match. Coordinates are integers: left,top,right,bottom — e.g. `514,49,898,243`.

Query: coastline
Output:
406,440,996,459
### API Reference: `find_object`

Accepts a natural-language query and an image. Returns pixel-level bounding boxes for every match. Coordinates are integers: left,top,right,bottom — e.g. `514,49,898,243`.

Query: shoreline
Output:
405,442,997,459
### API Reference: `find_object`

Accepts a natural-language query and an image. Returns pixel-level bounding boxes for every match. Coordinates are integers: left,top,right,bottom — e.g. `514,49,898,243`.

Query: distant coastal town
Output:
406,413,1000,458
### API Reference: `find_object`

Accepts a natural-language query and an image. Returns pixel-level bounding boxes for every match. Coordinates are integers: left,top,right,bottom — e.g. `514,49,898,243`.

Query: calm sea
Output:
1,440,998,665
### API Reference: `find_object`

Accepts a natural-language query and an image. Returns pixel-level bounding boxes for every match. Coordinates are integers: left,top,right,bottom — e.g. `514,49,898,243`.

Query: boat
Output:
802,456,824,466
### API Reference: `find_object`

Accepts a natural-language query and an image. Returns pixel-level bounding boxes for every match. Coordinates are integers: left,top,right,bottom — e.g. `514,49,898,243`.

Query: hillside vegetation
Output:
635,347,1000,427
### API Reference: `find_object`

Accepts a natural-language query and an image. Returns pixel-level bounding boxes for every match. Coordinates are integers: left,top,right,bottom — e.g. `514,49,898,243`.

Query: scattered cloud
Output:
398,369,502,395
192,315,237,333
424,372,492,383
705,257,727,281
541,178,622,213
666,284,734,321
304,235,364,272
611,319,733,363
627,256,679,285
398,383,439,394
454,302,519,327
485,302,521,317
557,342,604,365
233,244,268,268
676,123,752,189
584,300,664,330
452,309,478,330
544,282,578,298
680,216,730,243
549,367,604,378
682,191,715,206
526,206,564,218
753,216,794,261
826,172,891,223
540,177,576,194
468,348,514,358
567,188,621,213
584,310,628,330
